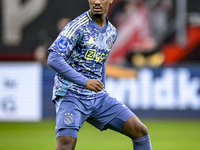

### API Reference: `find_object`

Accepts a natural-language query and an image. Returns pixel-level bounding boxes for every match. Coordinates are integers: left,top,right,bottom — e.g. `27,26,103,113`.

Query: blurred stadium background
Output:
0,0,200,149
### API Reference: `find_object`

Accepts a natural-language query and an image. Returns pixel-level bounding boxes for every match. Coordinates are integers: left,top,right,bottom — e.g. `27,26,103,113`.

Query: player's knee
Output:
122,116,149,139
140,123,148,136
133,117,148,136
134,117,149,138
133,123,148,139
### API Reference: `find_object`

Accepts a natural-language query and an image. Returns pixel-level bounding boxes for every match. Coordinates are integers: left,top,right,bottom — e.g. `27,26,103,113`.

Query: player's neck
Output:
93,18,106,27
89,11,106,27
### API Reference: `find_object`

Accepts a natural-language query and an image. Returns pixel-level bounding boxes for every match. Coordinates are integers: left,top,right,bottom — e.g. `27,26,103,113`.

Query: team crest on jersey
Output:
106,36,113,49
57,39,68,50
64,113,73,125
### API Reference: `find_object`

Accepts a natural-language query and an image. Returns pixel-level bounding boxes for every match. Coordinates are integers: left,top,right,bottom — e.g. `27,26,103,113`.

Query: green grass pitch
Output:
0,118,200,150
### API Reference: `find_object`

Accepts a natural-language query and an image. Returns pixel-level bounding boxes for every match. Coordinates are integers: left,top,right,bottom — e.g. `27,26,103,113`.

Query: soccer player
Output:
47,0,153,150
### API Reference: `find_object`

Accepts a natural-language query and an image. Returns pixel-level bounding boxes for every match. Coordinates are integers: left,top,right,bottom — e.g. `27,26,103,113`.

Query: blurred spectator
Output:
108,0,163,68
56,17,71,34
148,0,174,45
158,0,200,65
34,17,71,65
34,45,48,65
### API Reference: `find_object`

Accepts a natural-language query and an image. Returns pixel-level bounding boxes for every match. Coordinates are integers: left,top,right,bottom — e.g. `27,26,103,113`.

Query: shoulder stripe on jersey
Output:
68,19,89,39
64,15,88,38
65,15,87,37
87,11,92,21
108,22,116,29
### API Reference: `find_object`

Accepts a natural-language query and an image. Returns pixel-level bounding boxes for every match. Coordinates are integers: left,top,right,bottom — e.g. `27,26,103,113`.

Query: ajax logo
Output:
57,39,68,50
64,113,73,125
106,36,113,49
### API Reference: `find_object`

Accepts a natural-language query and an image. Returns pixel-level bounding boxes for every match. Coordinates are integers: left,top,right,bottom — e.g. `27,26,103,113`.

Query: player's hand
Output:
85,79,103,93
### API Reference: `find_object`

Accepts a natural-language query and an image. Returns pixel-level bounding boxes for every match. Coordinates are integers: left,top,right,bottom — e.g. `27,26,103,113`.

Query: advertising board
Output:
0,62,42,121
106,67,200,110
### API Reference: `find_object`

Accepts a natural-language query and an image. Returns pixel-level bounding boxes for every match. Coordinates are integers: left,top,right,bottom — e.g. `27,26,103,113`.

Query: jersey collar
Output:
87,10,108,33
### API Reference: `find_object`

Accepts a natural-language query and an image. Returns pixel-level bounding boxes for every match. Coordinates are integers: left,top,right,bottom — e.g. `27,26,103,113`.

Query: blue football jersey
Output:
49,11,117,100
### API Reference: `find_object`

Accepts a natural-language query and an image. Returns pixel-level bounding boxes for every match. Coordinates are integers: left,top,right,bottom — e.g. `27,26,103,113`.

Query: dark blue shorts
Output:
54,93,134,138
